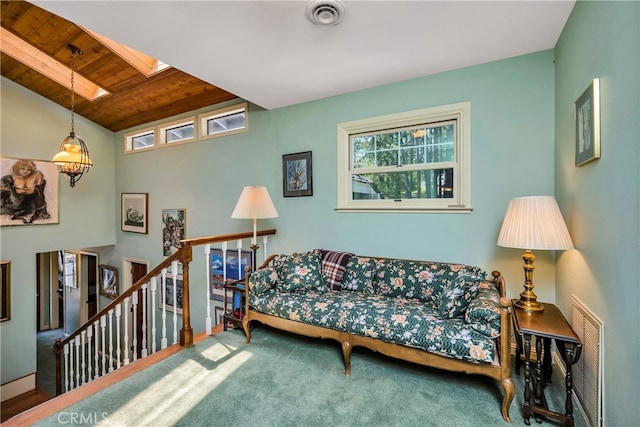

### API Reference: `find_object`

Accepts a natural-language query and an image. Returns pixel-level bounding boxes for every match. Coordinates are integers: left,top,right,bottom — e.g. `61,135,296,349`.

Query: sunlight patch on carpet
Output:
106,341,253,426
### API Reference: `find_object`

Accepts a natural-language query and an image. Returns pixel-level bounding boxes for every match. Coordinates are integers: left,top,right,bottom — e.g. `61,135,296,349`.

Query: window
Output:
159,117,195,147
198,103,248,140
124,127,156,154
337,102,471,212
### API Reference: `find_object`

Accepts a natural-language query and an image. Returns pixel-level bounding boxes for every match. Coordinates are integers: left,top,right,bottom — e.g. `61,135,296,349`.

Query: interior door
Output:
131,262,147,358
86,255,97,319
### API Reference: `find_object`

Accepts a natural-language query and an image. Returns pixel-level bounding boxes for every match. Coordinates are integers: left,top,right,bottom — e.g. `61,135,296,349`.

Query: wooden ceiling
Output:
1,1,239,132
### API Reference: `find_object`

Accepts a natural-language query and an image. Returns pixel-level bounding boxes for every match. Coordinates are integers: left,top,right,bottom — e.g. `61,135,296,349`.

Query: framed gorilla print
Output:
1,157,59,226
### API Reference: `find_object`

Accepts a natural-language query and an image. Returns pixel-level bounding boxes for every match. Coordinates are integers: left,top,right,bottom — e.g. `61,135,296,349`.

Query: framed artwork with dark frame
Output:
98,264,119,299
574,78,601,166
121,193,148,233
1,157,59,226
159,275,183,314
282,151,313,197
1,261,10,322
162,208,186,256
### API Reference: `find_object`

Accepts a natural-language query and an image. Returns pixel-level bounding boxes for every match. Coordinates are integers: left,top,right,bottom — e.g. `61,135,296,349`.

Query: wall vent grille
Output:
570,295,604,427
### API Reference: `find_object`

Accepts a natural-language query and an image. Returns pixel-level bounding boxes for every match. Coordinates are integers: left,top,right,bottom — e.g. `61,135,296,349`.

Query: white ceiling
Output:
34,0,575,111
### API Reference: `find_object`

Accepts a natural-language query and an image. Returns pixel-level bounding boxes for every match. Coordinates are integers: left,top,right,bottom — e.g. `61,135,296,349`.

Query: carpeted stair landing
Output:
36,326,585,427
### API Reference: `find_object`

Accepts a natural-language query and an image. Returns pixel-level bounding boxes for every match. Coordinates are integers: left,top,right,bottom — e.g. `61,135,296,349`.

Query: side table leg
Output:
543,337,552,385
523,333,533,426
515,332,523,375
534,336,545,423
557,341,582,427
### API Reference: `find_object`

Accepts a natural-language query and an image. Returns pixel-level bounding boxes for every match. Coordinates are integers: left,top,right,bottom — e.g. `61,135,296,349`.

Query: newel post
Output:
53,338,63,396
179,243,194,347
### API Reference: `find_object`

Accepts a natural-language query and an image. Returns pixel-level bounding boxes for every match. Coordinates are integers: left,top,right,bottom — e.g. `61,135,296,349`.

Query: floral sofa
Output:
241,249,514,422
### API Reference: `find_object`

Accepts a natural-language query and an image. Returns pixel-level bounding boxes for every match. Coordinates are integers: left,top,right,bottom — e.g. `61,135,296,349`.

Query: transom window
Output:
159,118,195,147
199,102,248,140
124,127,156,154
337,102,471,212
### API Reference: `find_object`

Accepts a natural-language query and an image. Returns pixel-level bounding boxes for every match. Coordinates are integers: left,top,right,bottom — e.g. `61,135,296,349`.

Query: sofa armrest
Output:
248,267,278,294
464,282,502,338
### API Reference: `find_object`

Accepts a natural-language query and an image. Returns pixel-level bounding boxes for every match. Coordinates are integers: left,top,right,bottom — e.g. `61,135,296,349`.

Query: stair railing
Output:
54,228,276,396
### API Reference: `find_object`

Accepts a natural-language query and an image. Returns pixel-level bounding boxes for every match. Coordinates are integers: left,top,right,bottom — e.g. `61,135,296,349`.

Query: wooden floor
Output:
1,386,52,423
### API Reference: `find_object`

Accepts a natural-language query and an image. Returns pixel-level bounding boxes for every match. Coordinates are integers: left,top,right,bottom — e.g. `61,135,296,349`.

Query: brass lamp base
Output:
513,249,545,313
514,298,545,313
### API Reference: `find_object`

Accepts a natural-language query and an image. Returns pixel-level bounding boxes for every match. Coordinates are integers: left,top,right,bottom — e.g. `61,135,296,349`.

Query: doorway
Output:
122,258,149,359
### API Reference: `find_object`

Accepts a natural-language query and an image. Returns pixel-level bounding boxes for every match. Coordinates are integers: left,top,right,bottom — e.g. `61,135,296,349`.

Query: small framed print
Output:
98,264,119,299
575,78,601,166
282,151,313,197
209,248,252,301
121,193,148,233
158,275,183,314
162,208,186,256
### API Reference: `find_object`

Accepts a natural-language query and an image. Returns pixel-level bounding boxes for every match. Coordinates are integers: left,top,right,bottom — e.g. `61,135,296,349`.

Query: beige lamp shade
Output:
497,196,573,250
231,186,279,219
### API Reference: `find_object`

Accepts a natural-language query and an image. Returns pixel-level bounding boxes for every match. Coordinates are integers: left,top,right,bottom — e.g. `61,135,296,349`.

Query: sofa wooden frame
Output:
242,256,515,423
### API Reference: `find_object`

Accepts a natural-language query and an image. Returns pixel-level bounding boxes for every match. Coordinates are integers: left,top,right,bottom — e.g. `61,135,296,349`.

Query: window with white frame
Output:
198,102,248,140
158,117,195,147
336,102,471,212
124,127,156,154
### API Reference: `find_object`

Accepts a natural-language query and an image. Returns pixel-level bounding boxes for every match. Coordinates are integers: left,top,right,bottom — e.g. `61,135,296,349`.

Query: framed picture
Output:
63,252,78,288
121,193,148,233
209,248,252,301
162,209,186,256
282,151,313,197
1,261,10,322
158,275,183,314
1,157,59,226
214,306,224,326
98,264,119,299
575,78,601,166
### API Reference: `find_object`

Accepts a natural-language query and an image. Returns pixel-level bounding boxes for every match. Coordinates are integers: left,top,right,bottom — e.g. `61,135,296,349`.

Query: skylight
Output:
0,27,110,101
84,28,171,77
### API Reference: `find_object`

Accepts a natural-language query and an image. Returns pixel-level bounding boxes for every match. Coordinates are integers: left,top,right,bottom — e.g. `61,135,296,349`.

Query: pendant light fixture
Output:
52,44,93,187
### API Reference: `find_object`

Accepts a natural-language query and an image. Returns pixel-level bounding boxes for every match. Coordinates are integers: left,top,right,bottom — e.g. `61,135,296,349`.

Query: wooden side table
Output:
512,302,582,427
222,280,246,331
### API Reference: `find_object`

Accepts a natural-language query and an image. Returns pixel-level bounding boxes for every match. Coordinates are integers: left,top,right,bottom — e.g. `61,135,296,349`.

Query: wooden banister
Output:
53,228,276,396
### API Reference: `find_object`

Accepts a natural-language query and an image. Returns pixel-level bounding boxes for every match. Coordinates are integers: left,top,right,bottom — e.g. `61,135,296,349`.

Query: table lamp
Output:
231,185,279,253
497,196,573,313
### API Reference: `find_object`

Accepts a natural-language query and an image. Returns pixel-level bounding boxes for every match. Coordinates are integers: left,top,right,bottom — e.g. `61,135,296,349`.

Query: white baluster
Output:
68,340,74,390
115,303,122,369
93,320,100,380
151,277,157,354
171,261,178,345
86,327,92,383
123,297,130,365
108,309,114,372
263,235,269,262
132,290,138,362
236,239,243,280
141,283,148,358
161,268,168,350
80,330,86,385
63,343,69,392
100,315,107,376
74,336,81,388
222,242,228,283
205,244,212,335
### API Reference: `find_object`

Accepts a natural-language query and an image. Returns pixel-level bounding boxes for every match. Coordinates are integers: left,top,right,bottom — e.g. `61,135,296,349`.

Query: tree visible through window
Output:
337,102,471,212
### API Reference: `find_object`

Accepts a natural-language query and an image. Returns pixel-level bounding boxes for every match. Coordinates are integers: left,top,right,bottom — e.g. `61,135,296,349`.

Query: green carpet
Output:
36,326,585,427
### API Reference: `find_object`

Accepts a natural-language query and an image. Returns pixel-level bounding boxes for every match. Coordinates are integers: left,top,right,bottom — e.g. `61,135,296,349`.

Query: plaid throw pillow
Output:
320,249,354,290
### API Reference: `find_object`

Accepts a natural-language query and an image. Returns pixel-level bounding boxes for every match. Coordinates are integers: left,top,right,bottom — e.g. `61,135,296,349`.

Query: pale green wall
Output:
110,50,558,334
555,1,640,425
1,50,558,390
0,77,116,385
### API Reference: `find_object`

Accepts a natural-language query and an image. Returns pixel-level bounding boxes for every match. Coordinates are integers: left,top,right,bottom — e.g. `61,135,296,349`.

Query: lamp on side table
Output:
497,196,573,313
